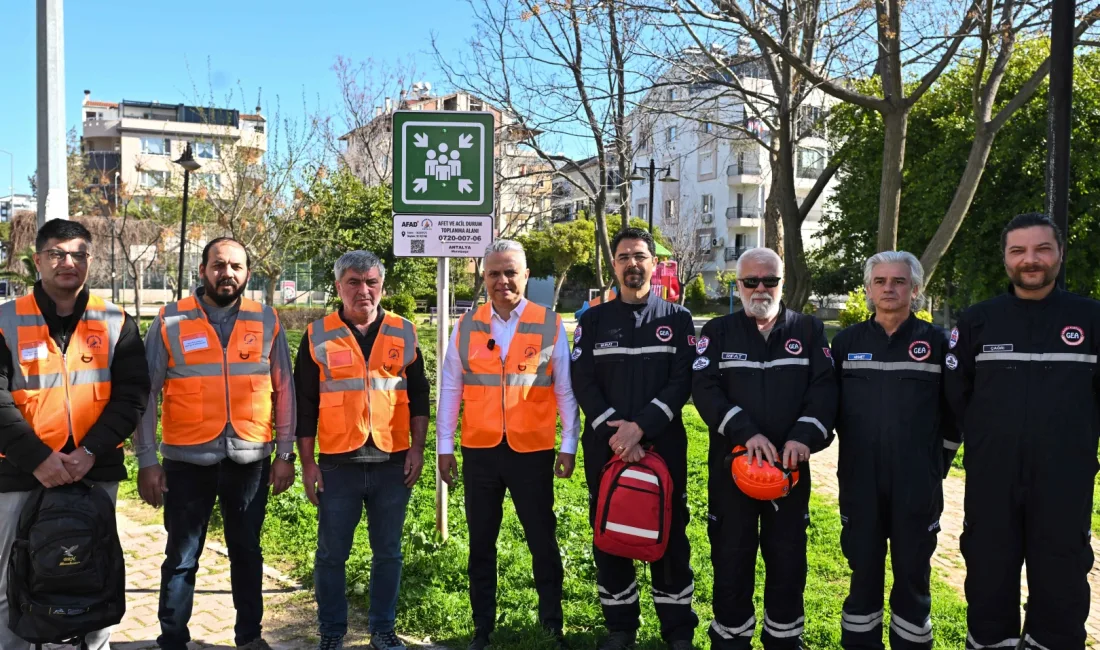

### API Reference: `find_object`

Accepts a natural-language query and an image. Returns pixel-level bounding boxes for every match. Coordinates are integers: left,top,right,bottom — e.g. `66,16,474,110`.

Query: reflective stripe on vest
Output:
0,294,123,451
159,296,278,446
307,310,417,454
457,302,559,452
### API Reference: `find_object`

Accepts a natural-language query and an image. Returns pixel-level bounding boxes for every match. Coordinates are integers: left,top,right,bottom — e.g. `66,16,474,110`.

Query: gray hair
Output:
863,250,925,311
334,250,386,282
483,239,527,267
736,246,782,277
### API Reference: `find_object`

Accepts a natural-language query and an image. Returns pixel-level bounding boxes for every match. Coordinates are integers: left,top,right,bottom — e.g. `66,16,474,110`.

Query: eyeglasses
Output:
40,249,91,264
615,253,652,265
740,276,781,289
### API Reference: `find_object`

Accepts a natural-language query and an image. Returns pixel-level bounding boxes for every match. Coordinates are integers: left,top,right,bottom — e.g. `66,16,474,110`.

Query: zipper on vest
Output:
61,351,75,445
500,357,507,437
222,344,231,435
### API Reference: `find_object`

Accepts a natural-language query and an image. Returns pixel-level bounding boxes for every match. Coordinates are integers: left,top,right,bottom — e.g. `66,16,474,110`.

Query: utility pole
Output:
1047,0,1074,289
36,0,68,227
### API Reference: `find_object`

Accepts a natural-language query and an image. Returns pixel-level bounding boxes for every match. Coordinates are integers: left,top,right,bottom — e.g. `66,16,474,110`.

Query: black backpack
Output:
6,481,126,647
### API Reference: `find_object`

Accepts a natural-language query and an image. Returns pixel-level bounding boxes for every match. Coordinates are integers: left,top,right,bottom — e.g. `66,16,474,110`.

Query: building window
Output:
701,194,713,213
637,128,651,152
141,137,170,156
637,202,648,221
196,173,222,190
664,198,678,222
469,98,484,111
192,141,219,160
140,170,170,188
666,126,677,143
667,88,676,101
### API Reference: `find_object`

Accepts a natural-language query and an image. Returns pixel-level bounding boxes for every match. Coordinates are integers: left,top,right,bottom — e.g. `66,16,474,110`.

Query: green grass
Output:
124,326,969,648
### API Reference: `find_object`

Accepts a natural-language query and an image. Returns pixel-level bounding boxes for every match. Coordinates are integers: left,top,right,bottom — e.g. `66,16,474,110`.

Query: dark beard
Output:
1008,264,1058,291
623,270,646,288
204,280,243,307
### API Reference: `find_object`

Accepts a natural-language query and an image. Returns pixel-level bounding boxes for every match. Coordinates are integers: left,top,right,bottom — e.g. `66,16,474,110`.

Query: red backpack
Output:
594,451,673,562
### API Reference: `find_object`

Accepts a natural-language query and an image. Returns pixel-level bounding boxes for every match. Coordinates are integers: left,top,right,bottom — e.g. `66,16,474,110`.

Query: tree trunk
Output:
919,126,997,282
876,108,909,251
132,262,143,320
551,271,568,311
265,275,278,306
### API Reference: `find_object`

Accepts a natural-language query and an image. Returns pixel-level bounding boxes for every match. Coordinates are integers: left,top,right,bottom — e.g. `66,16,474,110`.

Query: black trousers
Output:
583,437,697,643
462,443,563,635
962,460,1095,650
708,467,810,650
839,481,939,650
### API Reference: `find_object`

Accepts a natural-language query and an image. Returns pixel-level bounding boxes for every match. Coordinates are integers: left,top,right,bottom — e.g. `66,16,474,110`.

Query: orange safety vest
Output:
158,296,279,446
307,310,418,454
0,293,124,450
457,301,560,452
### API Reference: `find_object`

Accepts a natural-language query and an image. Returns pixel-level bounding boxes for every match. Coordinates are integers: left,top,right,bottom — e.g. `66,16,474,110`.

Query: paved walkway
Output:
812,443,1100,645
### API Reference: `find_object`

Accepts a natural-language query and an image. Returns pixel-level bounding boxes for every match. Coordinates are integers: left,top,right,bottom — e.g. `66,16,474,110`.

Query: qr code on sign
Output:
410,239,425,254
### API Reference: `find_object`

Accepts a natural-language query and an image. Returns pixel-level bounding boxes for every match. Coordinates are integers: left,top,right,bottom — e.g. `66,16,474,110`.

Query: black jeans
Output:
462,443,563,635
157,456,270,649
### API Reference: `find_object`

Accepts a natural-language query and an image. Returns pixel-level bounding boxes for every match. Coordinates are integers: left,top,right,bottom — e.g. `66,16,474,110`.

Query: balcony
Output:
85,152,121,176
725,206,762,228
82,118,121,139
727,161,763,185
725,246,750,261
797,163,824,180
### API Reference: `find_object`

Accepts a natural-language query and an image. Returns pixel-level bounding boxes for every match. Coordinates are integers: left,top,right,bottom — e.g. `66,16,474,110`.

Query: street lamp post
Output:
172,144,201,300
627,158,678,233
1048,0,1074,288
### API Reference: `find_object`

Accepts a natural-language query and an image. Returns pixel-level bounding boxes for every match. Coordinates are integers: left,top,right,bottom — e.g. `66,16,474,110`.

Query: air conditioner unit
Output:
712,237,725,247
701,213,714,224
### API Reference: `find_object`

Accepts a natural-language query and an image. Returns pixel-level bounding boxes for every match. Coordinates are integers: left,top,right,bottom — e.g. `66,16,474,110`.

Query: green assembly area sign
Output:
392,110,495,215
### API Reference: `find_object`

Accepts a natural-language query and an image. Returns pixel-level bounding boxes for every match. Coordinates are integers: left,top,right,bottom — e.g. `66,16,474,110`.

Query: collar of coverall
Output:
867,310,917,340
1006,283,1062,307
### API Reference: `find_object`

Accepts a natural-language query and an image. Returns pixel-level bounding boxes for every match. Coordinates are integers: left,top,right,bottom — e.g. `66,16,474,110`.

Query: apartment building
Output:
80,90,267,209
0,194,36,223
628,55,835,288
339,85,552,235
550,154,625,224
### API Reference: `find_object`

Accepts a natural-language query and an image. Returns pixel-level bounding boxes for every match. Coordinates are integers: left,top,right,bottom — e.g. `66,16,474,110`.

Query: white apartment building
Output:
628,57,836,288
550,154,625,223
80,91,267,209
0,194,37,222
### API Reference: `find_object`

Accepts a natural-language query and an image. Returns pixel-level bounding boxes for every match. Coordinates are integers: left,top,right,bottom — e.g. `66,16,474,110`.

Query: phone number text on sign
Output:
392,214,495,258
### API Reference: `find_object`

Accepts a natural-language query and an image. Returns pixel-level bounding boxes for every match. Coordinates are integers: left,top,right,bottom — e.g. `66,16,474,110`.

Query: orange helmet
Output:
729,446,799,500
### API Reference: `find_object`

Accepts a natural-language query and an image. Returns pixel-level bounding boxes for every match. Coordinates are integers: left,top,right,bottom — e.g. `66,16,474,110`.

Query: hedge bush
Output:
381,294,417,319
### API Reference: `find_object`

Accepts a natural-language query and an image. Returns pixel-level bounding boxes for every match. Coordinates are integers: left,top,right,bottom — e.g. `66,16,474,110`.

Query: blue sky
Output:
0,1,479,195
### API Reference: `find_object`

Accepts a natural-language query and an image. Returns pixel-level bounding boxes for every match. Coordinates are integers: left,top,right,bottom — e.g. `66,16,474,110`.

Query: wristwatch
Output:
277,452,297,464
81,446,95,457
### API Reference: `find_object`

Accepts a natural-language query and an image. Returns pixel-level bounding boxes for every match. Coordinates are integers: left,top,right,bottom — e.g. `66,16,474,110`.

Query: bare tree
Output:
435,0,650,289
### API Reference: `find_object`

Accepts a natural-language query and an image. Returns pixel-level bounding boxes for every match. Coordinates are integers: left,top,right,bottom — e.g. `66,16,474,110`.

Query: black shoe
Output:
468,632,492,650
598,631,636,650
371,630,408,650
667,641,693,650
543,626,569,649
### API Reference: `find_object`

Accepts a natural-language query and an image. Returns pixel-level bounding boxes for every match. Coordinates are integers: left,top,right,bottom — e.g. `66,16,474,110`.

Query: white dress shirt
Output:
436,298,580,455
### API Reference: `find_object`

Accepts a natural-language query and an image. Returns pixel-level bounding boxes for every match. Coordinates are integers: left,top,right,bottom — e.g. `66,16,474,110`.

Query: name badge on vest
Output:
181,334,210,353
19,341,47,362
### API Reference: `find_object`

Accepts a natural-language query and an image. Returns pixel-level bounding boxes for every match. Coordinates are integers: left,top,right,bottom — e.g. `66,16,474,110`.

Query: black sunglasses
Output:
740,276,781,289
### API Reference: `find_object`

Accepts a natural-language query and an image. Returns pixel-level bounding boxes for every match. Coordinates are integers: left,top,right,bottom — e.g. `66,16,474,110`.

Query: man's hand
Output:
301,461,324,506
620,444,646,464
270,458,295,496
438,453,459,487
745,433,778,467
33,451,75,488
61,448,95,482
781,440,811,470
404,448,425,487
137,464,169,507
555,452,576,479
608,420,645,457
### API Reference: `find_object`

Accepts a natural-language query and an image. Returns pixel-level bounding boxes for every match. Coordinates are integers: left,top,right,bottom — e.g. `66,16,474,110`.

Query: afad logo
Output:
784,339,803,355
909,340,931,362
1062,325,1085,346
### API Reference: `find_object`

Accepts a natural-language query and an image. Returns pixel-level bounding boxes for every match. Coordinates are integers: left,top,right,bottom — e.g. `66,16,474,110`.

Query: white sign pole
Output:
435,257,450,540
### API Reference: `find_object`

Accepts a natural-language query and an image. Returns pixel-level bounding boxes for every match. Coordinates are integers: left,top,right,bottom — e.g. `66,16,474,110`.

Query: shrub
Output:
381,293,417,319
915,309,933,322
838,288,872,328
685,274,708,308
274,306,328,331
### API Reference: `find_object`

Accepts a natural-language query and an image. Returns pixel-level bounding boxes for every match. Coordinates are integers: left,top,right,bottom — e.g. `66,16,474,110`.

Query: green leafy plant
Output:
838,287,872,328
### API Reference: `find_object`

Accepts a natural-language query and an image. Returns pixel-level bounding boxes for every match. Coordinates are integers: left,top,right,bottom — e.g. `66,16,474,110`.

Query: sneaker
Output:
667,641,694,650
467,632,492,650
598,631,636,650
371,630,408,650
237,639,274,650
317,634,345,650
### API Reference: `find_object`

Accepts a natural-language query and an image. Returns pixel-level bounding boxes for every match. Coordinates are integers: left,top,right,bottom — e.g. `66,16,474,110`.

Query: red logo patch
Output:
785,339,803,355
909,340,931,361
1062,326,1085,346
688,335,697,347
656,326,673,342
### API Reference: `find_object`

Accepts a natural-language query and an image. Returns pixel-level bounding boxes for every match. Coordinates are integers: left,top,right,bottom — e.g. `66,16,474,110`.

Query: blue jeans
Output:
314,460,413,637
158,457,270,650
